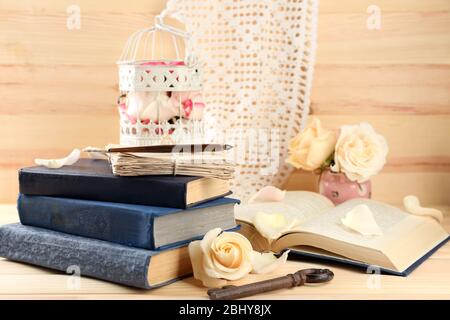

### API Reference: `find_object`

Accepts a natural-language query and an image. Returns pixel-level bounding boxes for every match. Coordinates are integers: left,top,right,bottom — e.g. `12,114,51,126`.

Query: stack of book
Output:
0,159,238,289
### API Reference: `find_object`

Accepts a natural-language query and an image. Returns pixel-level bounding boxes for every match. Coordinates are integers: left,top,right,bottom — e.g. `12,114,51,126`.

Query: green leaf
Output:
320,152,335,171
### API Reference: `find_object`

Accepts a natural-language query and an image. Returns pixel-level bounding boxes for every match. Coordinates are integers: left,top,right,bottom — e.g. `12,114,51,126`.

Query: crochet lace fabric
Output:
166,0,318,201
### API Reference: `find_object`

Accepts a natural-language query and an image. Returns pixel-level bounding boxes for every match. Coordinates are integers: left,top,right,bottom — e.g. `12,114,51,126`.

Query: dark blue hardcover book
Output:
18,194,238,250
0,223,192,289
19,159,231,209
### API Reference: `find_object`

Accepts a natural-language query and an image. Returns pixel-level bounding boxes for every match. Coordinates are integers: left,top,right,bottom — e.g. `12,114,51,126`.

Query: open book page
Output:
234,191,334,226
297,198,412,250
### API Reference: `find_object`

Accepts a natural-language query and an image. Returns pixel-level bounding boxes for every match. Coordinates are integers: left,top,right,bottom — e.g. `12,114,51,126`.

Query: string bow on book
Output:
84,144,235,180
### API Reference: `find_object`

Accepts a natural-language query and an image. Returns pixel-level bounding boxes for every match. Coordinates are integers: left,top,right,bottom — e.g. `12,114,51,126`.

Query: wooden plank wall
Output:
0,1,449,204
284,0,450,204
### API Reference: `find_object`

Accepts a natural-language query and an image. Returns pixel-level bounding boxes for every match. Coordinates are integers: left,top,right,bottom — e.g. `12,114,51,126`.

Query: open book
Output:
235,192,449,276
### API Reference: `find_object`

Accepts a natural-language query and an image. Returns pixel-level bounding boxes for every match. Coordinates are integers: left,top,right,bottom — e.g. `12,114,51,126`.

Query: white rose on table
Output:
189,228,289,288
332,122,388,183
286,117,336,171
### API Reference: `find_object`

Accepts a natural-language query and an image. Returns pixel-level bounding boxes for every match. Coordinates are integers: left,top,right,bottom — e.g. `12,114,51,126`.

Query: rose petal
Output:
212,243,241,270
118,103,127,111
251,250,290,274
141,94,177,122
206,232,253,277
253,212,300,241
188,241,227,288
204,260,253,281
213,232,253,253
201,229,229,273
341,204,383,236
35,149,81,169
248,186,286,204
126,92,155,122
306,131,336,168
403,195,443,223
200,228,223,254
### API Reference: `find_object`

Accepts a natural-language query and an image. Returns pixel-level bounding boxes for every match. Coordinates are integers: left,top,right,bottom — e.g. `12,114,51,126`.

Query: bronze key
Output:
207,268,334,300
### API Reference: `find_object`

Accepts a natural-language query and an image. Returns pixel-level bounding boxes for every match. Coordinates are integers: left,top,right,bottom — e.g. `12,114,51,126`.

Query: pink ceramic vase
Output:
318,169,371,205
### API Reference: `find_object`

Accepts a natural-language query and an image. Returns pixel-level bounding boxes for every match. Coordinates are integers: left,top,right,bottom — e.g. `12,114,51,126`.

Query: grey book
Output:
0,223,192,289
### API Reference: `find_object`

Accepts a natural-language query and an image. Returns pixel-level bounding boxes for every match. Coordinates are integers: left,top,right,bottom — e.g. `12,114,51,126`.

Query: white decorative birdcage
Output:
117,11,205,146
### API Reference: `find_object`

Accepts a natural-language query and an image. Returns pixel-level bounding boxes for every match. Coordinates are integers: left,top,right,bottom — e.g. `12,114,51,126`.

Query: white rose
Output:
189,228,254,288
189,228,289,288
332,122,388,183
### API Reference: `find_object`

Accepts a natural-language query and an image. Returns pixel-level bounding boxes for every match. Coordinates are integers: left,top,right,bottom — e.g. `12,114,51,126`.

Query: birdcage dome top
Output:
117,13,202,92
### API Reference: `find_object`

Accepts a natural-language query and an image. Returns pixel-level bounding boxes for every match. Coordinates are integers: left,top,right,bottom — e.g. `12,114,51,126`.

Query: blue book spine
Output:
18,159,231,209
18,194,163,250
18,194,238,251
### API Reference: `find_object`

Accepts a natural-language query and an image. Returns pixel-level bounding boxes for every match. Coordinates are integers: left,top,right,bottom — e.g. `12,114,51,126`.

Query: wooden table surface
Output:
0,204,449,300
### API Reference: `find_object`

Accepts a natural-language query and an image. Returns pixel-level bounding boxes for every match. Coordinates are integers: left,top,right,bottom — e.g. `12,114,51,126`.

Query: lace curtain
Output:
166,0,319,201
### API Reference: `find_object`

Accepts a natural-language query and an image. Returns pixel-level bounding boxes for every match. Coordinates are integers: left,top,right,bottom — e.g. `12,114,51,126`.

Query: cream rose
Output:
286,117,336,171
332,122,388,183
189,228,289,288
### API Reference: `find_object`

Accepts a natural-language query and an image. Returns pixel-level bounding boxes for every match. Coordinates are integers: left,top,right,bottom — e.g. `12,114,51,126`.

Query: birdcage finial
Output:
154,10,191,40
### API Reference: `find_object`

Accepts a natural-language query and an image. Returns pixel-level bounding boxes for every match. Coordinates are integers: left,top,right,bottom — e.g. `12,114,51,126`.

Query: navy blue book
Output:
0,223,192,289
236,192,449,276
18,194,238,250
19,159,231,209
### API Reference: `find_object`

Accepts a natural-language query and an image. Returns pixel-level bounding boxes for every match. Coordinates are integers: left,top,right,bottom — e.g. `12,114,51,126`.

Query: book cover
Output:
0,223,192,289
18,194,239,250
19,159,230,209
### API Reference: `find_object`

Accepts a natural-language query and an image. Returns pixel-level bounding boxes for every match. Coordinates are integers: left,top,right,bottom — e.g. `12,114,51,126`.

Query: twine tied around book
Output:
172,158,178,176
